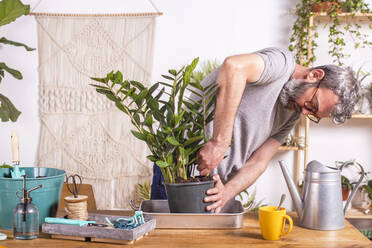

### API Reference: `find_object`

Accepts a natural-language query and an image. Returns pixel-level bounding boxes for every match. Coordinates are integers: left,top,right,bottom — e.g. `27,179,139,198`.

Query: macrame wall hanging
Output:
31,2,162,209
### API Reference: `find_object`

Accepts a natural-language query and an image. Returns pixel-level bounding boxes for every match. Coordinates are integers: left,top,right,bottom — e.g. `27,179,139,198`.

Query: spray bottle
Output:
13,175,42,240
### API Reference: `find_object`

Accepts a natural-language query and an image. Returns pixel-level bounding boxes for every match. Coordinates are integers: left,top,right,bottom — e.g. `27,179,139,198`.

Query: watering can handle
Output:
339,160,365,215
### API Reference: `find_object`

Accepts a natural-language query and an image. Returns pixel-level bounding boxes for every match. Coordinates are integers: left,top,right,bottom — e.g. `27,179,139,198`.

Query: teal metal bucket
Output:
0,167,66,230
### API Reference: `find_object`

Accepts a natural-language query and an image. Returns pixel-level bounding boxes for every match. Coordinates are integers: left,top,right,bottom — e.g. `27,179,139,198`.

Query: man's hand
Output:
197,140,227,176
204,174,231,213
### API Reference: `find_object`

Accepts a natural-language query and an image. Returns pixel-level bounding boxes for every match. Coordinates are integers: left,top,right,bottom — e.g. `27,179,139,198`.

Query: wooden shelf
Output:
352,114,372,119
313,12,372,21
346,207,372,219
278,146,302,151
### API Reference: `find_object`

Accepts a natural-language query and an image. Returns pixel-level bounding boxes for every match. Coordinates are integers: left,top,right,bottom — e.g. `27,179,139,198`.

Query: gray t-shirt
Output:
201,47,300,182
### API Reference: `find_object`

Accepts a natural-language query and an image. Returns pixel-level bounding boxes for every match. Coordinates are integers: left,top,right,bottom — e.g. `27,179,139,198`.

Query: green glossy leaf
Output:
166,136,180,146
0,62,22,79
148,98,159,111
114,71,123,83
96,88,113,95
168,69,177,76
161,74,174,81
183,136,203,146
106,71,114,82
159,81,173,88
148,82,159,96
205,82,217,96
154,87,165,100
131,130,146,141
190,82,203,91
0,0,30,26
122,88,135,101
156,160,168,168
206,111,214,123
90,77,106,83
144,113,153,127
135,89,148,106
133,114,141,125
187,88,202,98
0,37,35,51
89,84,107,89
146,155,157,162
115,102,129,115
166,153,173,165
130,80,145,90
0,93,21,122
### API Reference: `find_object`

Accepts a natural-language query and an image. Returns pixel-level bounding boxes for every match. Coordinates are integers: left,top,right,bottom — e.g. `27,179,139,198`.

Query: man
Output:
197,47,359,213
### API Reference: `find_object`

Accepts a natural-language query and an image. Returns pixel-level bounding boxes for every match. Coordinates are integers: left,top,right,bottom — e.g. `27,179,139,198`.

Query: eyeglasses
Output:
289,82,321,123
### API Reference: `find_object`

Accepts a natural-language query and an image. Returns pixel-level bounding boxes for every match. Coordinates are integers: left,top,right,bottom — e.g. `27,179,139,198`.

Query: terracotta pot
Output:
342,186,350,201
311,2,342,13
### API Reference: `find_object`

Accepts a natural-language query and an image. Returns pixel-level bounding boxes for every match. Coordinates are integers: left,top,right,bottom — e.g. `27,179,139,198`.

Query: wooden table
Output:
0,211,370,248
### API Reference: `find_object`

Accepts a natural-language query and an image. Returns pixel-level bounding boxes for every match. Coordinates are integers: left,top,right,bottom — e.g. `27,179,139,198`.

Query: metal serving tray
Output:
42,213,156,243
140,200,244,229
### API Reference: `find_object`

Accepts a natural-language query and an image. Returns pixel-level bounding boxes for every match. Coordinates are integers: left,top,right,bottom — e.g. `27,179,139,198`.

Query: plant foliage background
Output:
0,0,35,122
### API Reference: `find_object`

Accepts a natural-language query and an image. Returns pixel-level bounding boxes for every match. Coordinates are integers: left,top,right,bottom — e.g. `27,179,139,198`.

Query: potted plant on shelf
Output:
311,0,342,13
90,58,218,213
0,0,35,122
289,0,372,66
353,65,372,114
360,179,372,202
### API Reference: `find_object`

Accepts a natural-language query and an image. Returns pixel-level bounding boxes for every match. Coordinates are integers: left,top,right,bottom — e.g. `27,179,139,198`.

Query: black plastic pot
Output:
164,180,214,213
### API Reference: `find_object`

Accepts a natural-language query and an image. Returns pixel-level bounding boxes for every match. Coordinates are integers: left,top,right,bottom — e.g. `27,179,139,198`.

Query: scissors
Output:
65,174,82,198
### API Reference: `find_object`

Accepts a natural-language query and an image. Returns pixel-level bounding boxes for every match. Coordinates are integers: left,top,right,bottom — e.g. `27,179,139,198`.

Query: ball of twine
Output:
64,195,88,220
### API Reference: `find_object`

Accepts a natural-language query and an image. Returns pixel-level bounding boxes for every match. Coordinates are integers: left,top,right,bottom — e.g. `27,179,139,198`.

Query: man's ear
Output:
306,69,325,82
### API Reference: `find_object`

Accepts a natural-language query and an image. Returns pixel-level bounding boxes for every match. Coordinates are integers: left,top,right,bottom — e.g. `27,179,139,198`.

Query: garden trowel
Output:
11,131,25,178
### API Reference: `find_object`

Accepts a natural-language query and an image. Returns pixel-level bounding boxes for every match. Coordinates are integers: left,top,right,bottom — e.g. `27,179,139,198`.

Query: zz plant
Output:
91,58,217,184
289,0,372,66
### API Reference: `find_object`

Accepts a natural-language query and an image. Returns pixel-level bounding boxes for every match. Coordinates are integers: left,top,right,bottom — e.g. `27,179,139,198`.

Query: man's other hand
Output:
197,140,227,175
204,174,230,213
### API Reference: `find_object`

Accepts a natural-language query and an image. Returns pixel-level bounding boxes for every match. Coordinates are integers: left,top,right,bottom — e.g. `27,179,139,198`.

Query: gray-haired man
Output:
197,47,359,213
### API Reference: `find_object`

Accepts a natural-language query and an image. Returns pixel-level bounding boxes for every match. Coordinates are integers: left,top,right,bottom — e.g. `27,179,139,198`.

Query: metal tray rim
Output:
140,199,245,216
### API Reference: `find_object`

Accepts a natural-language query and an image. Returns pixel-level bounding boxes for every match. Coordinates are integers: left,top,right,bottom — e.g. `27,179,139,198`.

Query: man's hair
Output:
312,65,360,124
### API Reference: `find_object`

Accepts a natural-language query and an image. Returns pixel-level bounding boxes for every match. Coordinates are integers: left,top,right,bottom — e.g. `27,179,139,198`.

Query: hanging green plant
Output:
289,0,372,66
0,0,35,122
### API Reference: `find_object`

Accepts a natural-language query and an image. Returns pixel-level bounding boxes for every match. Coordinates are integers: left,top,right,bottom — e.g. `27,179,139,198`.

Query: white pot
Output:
352,187,371,209
358,89,372,115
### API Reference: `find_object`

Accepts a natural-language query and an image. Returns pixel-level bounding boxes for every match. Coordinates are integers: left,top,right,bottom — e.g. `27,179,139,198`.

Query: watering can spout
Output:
278,160,303,219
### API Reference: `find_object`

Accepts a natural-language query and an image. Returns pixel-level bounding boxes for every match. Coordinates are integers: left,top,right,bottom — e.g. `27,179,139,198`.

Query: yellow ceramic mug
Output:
258,206,293,241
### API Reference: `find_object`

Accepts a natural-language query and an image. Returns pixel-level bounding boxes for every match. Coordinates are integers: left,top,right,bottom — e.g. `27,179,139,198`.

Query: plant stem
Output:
202,91,207,142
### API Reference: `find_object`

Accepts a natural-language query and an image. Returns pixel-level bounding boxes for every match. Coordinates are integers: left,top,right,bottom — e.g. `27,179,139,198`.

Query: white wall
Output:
0,0,371,210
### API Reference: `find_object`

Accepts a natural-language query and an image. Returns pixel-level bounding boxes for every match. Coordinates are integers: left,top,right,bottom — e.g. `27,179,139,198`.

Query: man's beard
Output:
278,78,307,110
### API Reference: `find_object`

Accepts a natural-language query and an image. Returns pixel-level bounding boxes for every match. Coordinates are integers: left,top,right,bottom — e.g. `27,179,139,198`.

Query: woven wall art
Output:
35,13,159,209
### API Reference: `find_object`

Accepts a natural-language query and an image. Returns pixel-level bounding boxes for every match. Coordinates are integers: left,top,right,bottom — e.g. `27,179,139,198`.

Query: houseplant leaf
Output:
131,130,147,141
156,160,168,168
166,136,180,146
0,62,22,79
0,37,35,51
91,58,218,185
0,93,21,122
0,0,30,26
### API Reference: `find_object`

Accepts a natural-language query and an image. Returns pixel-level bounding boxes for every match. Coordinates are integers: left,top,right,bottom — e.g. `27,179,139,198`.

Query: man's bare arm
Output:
204,138,281,213
197,54,265,175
